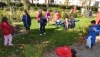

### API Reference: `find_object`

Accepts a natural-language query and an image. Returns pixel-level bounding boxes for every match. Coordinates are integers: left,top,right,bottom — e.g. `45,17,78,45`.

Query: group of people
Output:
54,15,80,30
0,7,100,57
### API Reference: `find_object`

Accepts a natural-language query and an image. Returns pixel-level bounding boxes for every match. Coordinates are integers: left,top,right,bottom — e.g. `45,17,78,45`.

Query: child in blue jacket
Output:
85,20,100,48
22,10,31,34
69,16,79,28
40,16,47,35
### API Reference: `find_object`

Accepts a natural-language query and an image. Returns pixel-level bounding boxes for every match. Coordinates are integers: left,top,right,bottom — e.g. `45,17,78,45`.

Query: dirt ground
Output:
42,36,100,57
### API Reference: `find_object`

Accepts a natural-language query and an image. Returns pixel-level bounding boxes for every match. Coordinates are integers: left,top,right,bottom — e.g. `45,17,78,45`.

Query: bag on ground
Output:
86,36,92,48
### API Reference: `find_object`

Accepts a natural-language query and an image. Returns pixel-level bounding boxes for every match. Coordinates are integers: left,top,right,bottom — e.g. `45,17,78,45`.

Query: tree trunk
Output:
31,0,33,4
46,0,49,8
66,0,69,6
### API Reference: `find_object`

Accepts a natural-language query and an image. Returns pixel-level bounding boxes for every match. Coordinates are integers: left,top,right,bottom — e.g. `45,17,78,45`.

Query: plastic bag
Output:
86,36,92,48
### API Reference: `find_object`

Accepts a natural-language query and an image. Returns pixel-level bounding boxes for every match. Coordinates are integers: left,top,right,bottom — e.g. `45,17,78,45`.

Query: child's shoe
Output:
40,34,42,36
8,43,13,46
44,32,46,34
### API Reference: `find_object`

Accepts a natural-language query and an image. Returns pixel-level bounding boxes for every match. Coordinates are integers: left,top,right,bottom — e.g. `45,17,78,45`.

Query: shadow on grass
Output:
0,27,80,57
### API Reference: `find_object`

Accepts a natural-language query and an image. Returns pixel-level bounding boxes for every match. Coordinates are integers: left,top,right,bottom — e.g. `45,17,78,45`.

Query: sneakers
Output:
40,34,42,36
44,32,46,34
8,43,13,46
40,32,46,36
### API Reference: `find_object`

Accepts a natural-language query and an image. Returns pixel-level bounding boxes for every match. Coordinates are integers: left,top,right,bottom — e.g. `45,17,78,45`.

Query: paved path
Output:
42,36,100,57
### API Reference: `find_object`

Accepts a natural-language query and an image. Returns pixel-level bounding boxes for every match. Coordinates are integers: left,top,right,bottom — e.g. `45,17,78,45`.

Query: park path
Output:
42,36,100,57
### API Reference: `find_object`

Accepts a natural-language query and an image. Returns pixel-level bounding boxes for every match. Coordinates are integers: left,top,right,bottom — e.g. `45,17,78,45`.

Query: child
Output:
36,9,42,30
22,10,31,34
40,16,47,36
45,9,50,25
96,8,100,24
69,16,79,29
55,18,62,27
54,11,62,27
56,46,77,57
54,11,61,22
64,16,70,30
85,20,100,48
0,17,13,46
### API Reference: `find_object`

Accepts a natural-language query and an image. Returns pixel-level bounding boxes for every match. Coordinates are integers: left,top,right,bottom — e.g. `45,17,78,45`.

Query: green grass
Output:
0,16,94,57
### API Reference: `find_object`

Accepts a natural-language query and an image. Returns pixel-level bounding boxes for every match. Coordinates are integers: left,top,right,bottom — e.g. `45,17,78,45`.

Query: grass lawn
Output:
0,16,94,57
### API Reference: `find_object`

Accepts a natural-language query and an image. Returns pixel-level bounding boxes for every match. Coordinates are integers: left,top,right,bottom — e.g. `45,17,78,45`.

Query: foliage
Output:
22,0,30,10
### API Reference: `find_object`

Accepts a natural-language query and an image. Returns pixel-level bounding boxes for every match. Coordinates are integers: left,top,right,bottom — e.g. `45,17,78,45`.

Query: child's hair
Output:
66,15,69,18
71,49,77,57
91,20,96,24
2,16,8,22
24,10,28,15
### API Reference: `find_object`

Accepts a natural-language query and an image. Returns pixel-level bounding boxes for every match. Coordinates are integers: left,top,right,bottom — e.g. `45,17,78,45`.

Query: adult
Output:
73,6,77,14
81,7,85,16
88,9,92,18
22,10,31,34
96,8,100,24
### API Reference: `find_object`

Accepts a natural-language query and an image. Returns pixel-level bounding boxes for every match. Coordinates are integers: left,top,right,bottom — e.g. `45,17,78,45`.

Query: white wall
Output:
33,0,45,4
54,0,65,5
68,0,82,6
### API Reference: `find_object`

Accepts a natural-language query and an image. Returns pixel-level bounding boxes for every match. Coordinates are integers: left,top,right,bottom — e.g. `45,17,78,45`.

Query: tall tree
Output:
31,0,33,4
46,0,49,8
23,0,30,10
65,0,69,6
5,0,10,6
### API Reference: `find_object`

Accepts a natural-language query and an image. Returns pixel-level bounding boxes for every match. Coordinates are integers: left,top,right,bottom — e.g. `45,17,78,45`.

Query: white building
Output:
29,0,51,4
31,0,45,4
68,0,82,6
53,0,66,5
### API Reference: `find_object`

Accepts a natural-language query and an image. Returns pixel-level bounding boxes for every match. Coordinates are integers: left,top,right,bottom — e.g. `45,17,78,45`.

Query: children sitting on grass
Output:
56,46,77,57
55,18,63,28
85,20,100,48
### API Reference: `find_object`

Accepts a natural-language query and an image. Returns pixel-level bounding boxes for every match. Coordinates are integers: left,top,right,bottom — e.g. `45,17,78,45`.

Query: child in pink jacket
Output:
45,9,50,25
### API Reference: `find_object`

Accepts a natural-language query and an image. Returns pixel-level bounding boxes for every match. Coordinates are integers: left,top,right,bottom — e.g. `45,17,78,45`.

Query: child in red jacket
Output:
36,9,42,30
56,46,77,57
0,17,13,46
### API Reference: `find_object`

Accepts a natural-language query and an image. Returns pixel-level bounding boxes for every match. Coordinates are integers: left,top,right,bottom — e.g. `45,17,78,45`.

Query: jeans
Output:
55,21,62,27
40,24,45,34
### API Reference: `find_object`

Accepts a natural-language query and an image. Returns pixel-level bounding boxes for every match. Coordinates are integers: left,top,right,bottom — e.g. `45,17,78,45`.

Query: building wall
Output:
68,0,82,6
54,0,66,5
30,0,51,4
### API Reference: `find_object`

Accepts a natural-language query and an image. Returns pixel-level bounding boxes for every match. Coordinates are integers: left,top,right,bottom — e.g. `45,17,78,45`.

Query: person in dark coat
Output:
40,16,47,35
69,16,79,28
22,10,31,34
